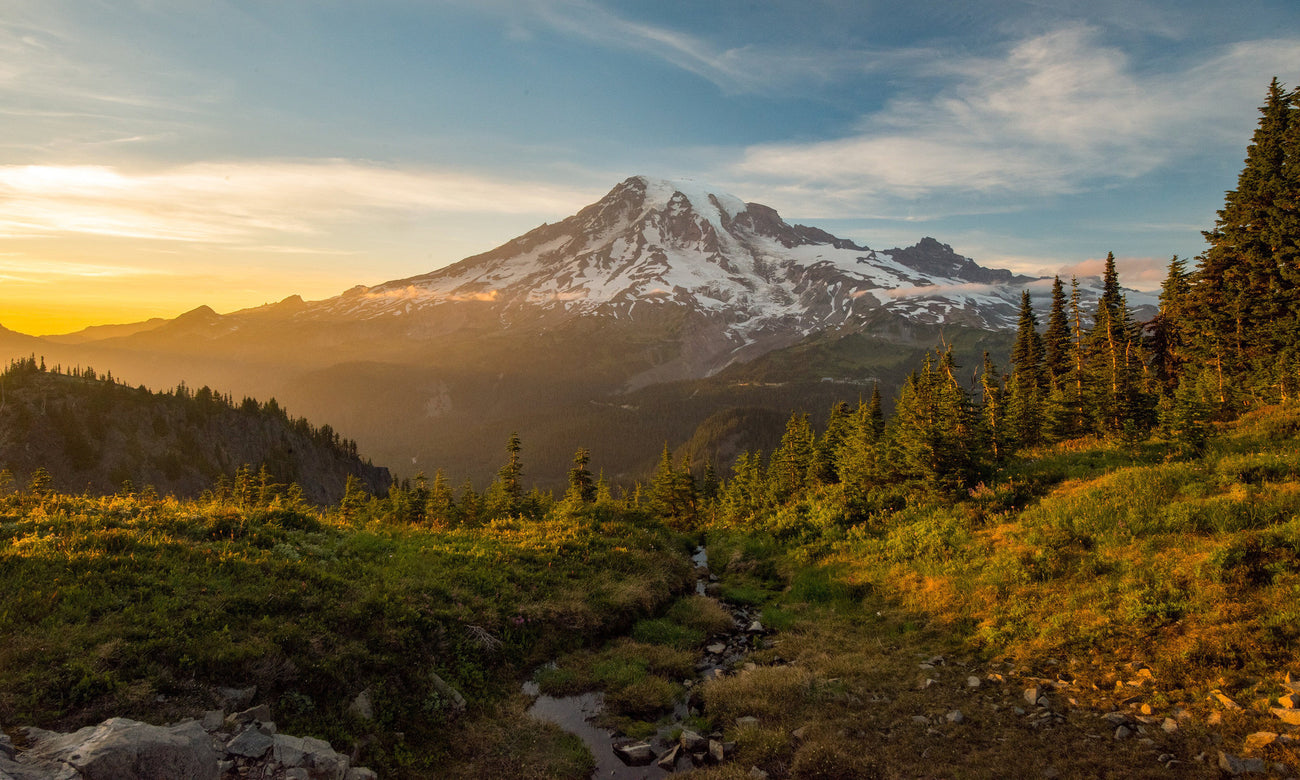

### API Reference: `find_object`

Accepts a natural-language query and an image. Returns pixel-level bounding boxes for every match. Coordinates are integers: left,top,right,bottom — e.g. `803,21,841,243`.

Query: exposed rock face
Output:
1,702,376,780
21,719,218,780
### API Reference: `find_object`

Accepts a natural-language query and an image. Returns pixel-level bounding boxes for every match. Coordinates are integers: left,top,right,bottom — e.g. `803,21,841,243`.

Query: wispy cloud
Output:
0,161,596,245
473,0,913,94
732,26,1300,210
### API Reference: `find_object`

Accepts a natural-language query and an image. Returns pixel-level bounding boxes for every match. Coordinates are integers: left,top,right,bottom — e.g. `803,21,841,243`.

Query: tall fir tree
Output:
1006,290,1045,449
1188,79,1299,398
1043,276,1072,388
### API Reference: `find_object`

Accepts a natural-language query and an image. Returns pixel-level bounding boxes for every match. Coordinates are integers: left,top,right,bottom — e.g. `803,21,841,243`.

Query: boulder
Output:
428,673,467,717
1218,751,1266,775
215,687,256,711
344,770,378,780
225,704,272,730
1271,707,1300,726
612,741,654,766
24,718,219,780
347,690,374,723
300,736,349,780
680,730,709,752
226,726,274,759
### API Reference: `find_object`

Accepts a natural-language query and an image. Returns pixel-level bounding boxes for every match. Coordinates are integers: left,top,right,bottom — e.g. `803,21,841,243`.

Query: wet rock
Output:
613,741,654,766
655,744,680,770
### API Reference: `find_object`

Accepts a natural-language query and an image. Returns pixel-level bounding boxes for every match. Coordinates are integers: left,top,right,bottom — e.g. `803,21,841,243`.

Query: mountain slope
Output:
0,358,390,503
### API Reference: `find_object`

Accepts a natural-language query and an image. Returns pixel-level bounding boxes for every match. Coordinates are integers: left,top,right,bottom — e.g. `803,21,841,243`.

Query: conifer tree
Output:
1189,78,1299,397
812,402,851,484
887,350,979,493
1148,256,1191,393
979,351,1007,461
1043,276,1071,387
769,412,815,501
565,448,596,503
1006,290,1045,449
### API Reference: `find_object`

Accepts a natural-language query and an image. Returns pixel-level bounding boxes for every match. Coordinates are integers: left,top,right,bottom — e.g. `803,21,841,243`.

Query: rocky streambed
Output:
523,545,772,777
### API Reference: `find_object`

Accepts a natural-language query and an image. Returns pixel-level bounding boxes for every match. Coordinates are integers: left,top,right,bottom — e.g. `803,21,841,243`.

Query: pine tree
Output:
1043,276,1071,387
1189,79,1299,397
812,402,851,484
887,350,980,493
979,351,1007,461
497,432,524,504
1006,290,1045,449
565,448,596,503
1148,256,1191,393
768,412,815,502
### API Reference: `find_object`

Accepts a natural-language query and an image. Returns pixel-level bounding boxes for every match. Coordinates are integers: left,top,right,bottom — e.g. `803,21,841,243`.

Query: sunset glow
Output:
3,1,1299,333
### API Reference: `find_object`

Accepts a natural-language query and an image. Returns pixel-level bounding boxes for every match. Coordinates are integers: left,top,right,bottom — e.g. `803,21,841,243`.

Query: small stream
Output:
523,544,761,777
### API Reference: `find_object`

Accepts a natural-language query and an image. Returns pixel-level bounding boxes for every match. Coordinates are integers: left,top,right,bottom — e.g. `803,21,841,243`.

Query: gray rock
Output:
344,770,378,780
226,726,274,759
199,711,224,733
25,718,218,780
655,744,680,771
225,704,272,730
946,710,964,724
1024,686,1041,706
966,676,982,688
747,621,764,633
1161,718,1179,733
286,770,310,780
735,716,759,729
680,730,708,752
1218,751,1266,775
428,672,467,717
706,643,727,655
300,736,349,780
748,767,770,780
347,690,374,722
0,729,13,759
272,734,308,767
709,739,726,763
215,687,256,711
612,741,654,766
1114,725,1132,740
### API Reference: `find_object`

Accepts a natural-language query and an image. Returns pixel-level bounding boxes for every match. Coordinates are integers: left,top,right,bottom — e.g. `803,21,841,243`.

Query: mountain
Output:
2,176,1152,488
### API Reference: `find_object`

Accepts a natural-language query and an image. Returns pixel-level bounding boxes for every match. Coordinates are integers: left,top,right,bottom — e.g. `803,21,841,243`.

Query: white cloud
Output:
732,26,1300,209
0,161,596,245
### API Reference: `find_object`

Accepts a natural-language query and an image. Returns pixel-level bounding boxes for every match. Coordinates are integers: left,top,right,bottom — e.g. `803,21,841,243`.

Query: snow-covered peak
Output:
634,176,748,227
311,176,1051,335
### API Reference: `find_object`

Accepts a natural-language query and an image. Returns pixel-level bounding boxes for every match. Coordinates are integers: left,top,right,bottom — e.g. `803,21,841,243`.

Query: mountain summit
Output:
321,176,1038,335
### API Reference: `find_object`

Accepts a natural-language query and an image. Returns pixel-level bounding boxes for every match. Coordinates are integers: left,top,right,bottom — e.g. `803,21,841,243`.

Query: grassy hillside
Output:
0,487,693,777
689,403,1300,777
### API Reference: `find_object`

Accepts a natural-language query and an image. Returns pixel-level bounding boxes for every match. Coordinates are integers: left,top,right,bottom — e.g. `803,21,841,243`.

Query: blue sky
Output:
3,0,1299,332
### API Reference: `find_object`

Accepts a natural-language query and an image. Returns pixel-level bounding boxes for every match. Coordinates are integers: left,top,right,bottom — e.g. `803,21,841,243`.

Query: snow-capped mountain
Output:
314,176,1041,335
